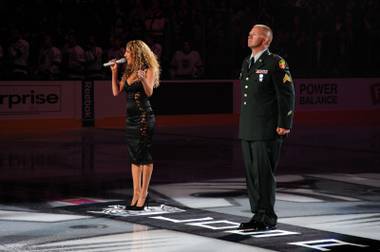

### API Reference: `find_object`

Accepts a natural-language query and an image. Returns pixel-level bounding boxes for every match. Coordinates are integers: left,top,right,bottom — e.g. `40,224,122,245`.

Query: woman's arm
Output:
111,63,125,96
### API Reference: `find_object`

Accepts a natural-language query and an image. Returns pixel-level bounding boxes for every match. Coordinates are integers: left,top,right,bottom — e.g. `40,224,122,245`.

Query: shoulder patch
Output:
279,59,287,69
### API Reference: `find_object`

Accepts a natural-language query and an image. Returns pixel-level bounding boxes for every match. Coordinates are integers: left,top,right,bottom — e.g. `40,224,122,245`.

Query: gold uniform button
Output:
245,85,248,89
243,102,247,105
244,93,247,97
246,77,249,80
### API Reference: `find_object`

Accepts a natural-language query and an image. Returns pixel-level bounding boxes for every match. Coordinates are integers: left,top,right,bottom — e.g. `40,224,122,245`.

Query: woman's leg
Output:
131,163,142,206
136,163,153,207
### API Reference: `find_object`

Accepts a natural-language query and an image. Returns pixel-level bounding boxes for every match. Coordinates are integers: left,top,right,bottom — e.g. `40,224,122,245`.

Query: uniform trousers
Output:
241,137,283,225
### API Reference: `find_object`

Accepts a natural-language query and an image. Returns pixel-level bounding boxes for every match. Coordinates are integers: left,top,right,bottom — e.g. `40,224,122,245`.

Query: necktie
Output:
248,57,254,70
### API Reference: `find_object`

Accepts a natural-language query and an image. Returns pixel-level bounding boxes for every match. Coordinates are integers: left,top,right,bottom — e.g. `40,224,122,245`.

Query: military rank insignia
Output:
279,59,286,69
283,73,292,84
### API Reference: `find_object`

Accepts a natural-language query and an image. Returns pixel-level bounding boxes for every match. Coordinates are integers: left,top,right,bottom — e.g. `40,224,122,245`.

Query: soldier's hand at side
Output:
276,127,290,135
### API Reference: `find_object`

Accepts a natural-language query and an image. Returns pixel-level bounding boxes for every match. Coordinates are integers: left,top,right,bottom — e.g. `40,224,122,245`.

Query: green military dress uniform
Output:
239,49,295,226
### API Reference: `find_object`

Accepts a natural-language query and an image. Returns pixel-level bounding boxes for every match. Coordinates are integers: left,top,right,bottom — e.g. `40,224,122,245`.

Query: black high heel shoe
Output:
129,195,149,211
125,202,137,210
125,197,138,210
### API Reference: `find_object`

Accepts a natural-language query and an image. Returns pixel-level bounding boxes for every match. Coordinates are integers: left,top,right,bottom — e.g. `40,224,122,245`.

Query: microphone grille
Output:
118,58,126,63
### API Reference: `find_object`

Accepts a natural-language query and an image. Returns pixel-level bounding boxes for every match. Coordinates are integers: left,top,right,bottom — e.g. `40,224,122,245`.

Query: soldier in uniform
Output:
238,24,295,231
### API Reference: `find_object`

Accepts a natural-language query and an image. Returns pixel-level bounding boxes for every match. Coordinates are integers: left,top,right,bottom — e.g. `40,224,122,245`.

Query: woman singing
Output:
110,40,160,210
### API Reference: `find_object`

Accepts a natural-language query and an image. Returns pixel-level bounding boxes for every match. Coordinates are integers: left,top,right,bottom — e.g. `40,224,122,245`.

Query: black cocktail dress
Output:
125,81,155,165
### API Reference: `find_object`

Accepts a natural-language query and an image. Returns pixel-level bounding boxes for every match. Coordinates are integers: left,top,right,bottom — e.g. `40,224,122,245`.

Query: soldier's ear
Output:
263,37,271,47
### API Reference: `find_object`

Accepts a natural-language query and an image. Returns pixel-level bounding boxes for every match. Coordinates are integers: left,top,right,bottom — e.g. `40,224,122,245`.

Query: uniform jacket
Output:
239,49,295,140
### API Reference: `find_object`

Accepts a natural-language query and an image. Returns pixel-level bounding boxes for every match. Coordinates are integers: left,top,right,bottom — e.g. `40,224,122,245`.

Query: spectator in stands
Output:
36,34,62,80
205,10,231,78
107,36,125,60
171,0,193,44
8,29,30,79
127,0,146,40
144,0,167,43
145,35,162,61
84,35,104,79
62,32,85,80
170,40,203,79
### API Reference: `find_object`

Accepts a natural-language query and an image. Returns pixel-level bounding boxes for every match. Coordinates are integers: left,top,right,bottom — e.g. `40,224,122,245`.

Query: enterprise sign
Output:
0,85,61,114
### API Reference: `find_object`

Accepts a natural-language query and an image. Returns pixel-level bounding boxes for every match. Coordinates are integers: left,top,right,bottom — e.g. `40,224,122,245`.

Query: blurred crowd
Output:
0,0,379,80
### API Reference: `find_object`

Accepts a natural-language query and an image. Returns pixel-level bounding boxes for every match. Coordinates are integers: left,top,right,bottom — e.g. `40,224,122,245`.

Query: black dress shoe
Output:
237,219,260,230
255,222,277,231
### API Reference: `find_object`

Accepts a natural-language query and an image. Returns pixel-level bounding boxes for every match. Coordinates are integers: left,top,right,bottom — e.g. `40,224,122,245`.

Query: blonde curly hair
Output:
124,40,160,87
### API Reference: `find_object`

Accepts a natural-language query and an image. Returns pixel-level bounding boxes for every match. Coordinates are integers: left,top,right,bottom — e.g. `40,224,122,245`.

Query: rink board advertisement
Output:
295,78,380,111
0,81,81,119
0,78,379,121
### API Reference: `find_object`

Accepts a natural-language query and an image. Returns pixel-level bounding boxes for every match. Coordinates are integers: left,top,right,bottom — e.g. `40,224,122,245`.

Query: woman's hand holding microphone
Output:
137,70,146,81
110,59,118,73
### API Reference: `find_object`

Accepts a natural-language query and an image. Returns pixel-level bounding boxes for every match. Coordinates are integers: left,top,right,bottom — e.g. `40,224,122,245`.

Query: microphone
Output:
103,58,126,67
